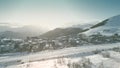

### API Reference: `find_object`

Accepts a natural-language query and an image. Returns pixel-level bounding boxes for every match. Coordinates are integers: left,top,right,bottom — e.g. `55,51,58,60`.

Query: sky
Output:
0,0,120,29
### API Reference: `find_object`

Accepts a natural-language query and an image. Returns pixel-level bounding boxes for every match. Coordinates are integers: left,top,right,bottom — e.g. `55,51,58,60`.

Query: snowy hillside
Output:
0,43,120,68
1,15,120,68
84,15,120,36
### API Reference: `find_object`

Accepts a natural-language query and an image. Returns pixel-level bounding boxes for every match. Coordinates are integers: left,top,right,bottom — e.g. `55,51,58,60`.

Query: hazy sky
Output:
0,0,120,29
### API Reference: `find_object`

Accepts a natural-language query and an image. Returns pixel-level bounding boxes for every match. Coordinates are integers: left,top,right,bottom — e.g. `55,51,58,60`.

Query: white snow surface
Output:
84,15,120,36
6,51,120,68
0,43,120,68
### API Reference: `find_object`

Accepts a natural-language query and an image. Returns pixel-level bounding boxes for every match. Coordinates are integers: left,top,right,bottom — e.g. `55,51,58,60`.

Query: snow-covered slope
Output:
1,43,120,68
6,51,120,68
84,15,120,36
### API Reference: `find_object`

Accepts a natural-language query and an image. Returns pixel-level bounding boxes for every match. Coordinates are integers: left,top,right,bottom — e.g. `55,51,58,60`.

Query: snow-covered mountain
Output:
84,15,120,36
40,27,83,39
0,25,48,39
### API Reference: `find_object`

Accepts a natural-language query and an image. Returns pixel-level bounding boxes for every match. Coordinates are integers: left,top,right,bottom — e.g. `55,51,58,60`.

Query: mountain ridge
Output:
83,15,120,36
